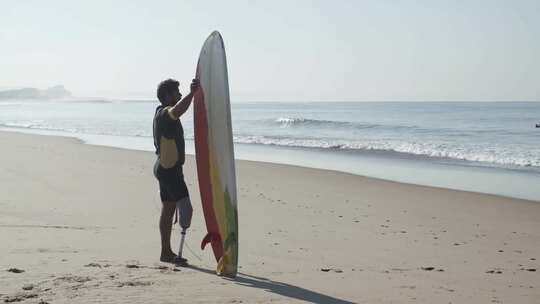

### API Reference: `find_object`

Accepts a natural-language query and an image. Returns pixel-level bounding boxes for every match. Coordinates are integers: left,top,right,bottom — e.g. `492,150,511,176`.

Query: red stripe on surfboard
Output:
194,64,224,262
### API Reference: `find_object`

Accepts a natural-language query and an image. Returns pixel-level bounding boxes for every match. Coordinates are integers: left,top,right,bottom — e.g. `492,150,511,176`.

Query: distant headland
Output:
0,85,72,100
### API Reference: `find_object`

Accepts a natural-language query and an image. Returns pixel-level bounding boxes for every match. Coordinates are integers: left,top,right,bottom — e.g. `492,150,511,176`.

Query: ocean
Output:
1,100,539,201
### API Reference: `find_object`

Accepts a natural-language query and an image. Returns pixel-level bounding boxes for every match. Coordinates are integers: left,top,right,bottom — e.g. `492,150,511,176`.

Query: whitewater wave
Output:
0,122,67,131
272,117,379,129
0,102,24,106
267,117,432,133
233,135,540,168
2,121,538,169
274,117,350,126
0,122,152,138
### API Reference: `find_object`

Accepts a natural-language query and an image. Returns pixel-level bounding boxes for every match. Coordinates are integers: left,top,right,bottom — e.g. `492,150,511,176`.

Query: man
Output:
153,78,200,263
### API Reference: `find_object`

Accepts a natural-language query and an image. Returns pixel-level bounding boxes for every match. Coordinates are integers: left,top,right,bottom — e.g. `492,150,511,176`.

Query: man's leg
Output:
177,196,193,229
159,201,176,262
174,196,193,265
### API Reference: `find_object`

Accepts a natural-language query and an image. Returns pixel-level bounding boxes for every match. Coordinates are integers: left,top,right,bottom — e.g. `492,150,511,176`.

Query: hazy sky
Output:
1,0,539,101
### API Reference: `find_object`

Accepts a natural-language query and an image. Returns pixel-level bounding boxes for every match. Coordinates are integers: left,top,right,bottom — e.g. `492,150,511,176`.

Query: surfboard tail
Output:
217,254,237,278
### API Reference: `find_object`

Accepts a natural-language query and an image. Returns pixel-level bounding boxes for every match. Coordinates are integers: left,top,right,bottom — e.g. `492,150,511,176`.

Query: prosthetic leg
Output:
174,197,193,267
175,228,188,266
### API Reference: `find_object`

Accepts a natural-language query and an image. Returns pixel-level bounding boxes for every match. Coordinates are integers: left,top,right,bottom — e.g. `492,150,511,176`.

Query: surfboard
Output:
193,31,238,277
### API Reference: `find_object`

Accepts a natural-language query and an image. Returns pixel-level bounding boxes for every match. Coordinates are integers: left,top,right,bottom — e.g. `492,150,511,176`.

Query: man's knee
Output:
177,197,193,229
162,201,176,214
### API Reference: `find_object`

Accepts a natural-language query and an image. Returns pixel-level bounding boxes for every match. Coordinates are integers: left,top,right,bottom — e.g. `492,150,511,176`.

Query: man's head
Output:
157,79,182,106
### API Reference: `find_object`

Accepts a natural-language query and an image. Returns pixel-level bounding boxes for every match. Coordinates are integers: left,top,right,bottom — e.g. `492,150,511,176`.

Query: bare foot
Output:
160,252,177,263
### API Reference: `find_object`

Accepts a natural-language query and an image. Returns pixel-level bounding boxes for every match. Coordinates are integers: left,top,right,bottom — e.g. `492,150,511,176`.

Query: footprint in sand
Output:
84,262,111,268
420,267,445,272
389,268,410,273
3,292,38,303
7,268,25,274
320,267,343,273
153,265,169,270
399,285,416,289
520,268,536,272
54,275,92,283
117,281,153,287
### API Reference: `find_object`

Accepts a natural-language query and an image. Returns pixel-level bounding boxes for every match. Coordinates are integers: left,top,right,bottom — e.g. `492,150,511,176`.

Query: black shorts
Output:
154,162,189,202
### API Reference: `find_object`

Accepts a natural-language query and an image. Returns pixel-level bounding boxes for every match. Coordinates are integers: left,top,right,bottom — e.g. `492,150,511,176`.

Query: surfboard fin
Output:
201,233,212,250
201,232,222,251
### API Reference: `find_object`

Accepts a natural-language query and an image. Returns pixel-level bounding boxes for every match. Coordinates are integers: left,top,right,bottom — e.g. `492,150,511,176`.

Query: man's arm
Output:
169,79,200,119
169,92,194,119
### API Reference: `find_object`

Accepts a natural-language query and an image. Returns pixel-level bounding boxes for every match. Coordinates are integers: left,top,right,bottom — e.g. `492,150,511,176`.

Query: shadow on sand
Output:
187,265,356,304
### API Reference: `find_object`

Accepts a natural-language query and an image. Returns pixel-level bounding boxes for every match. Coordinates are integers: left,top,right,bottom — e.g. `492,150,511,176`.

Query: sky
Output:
1,0,539,102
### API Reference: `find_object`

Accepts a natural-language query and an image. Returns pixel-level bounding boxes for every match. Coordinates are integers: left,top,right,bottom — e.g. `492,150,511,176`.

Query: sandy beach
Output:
1,130,538,303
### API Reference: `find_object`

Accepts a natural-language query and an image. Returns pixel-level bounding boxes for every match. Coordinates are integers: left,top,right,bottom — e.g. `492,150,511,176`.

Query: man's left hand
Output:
190,78,200,94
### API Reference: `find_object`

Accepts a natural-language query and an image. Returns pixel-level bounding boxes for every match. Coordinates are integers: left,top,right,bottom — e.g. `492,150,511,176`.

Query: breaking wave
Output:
2,120,538,169
272,117,380,129
268,117,431,133
233,135,540,168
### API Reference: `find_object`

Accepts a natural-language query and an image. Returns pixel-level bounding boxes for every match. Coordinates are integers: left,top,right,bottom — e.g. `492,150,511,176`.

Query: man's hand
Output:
170,78,200,119
190,78,200,94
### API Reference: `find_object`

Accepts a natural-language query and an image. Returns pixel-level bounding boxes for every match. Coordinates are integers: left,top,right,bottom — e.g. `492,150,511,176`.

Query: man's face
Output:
167,87,182,106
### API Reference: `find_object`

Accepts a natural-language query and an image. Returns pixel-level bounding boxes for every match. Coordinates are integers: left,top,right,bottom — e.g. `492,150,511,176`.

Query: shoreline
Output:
1,128,539,202
1,130,539,303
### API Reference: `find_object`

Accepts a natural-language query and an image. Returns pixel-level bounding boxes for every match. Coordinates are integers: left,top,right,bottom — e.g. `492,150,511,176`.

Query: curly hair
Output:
157,79,179,104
